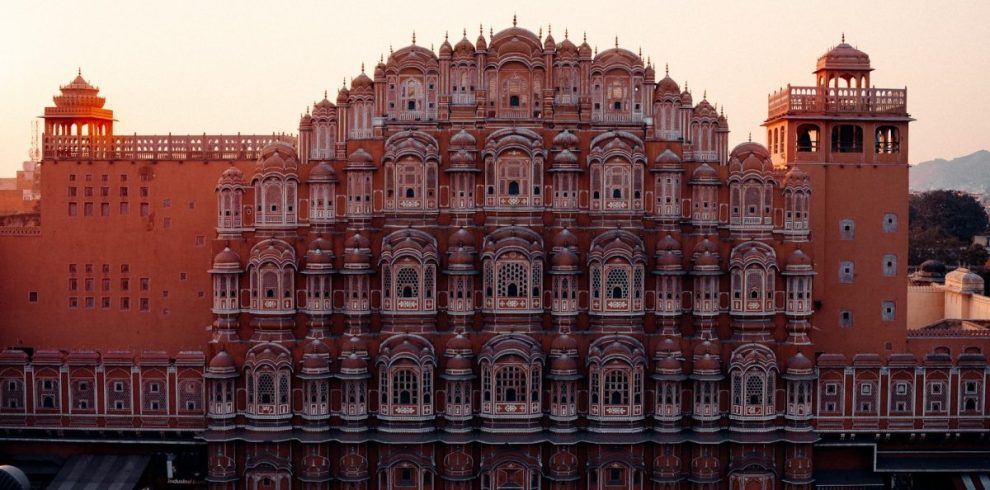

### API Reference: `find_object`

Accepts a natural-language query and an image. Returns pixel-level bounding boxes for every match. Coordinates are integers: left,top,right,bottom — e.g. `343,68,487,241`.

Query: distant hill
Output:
910,150,990,194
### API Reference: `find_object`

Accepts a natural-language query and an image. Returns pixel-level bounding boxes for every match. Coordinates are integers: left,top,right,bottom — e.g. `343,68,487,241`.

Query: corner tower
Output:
764,38,912,354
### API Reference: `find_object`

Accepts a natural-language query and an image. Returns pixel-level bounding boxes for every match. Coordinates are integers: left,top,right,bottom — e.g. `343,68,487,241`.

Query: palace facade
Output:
0,23,987,490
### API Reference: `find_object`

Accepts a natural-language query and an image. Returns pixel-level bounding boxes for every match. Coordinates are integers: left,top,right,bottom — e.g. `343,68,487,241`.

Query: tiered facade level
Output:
0,25,986,490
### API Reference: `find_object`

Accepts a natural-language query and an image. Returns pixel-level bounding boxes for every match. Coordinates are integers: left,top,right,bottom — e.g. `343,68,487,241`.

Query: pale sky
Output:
1,0,988,175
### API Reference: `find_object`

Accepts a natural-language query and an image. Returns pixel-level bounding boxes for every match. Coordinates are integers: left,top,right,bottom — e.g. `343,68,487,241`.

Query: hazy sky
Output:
1,0,988,176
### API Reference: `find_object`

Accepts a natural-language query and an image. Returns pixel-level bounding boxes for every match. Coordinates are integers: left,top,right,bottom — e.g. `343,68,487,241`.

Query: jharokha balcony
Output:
767,85,907,119
42,133,296,161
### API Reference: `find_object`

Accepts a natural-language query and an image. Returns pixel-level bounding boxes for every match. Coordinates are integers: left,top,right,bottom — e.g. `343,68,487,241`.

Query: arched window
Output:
729,344,778,419
400,79,424,112
588,232,647,314
377,334,435,426
796,124,820,152
587,336,646,422
875,126,900,154
479,335,543,423
831,124,863,153
729,242,777,315
380,230,439,314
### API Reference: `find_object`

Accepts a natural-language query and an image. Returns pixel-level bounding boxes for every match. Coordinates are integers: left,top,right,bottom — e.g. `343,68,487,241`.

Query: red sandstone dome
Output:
655,233,681,255
551,247,579,268
656,355,683,373
445,333,473,356
308,161,337,182
447,247,474,267
208,350,236,371
691,163,718,182
217,166,245,186
693,353,720,373
445,354,472,372
550,354,578,374
448,227,475,248
654,148,681,166
340,352,367,372
551,332,578,353
786,249,813,271
552,228,578,249
347,148,374,167
553,129,580,148
449,129,476,147
817,41,871,71
656,74,681,97
786,352,814,374
553,149,578,166
212,247,240,267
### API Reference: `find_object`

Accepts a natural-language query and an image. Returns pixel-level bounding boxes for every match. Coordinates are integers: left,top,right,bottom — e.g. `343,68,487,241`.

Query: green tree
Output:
909,190,989,265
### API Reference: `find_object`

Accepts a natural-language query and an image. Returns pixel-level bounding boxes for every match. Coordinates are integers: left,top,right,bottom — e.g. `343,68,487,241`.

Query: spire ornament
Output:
513,13,517,27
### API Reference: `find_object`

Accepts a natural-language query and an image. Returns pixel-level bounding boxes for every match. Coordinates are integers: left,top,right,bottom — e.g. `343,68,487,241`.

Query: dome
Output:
730,142,771,162
680,88,693,106
475,30,488,50
786,352,813,374
551,333,578,354
785,249,813,271
450,129,477,147
304,339,331,356
656,355,683,373
445,333,473,355
656,75,680,97
218,166,245,186
578,39,592,58
261,151,286,171
302,354,329,372
347,148,374,166
342,334,368,355
306,247,335,267
693,353,720,372
550,354,578,373
445,354,472,372
691,163,718,182
343,233,371,267
439,38,453,57
920,259,947,275
212,247,240,268
345,233,370,250
654,149,681,166
340,352,367,372
209,350,235,370
783,165,809,188
553,149,578,167
336,86,349,104
552,228,578,249
655,234,681,254
454,35,474,56
447,247,475,267
551,248,579,268
351,71,373,92
557,37,578,57
694,98,717,118
448,227,476,249
945,267,985,294
817,41,871,72
308,161,337,182
450,149,474,166
693,238,718,256
553,129,580,148
315,97,335,111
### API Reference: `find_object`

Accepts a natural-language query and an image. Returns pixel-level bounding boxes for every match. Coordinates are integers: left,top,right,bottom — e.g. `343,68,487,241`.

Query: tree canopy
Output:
909,190,990,265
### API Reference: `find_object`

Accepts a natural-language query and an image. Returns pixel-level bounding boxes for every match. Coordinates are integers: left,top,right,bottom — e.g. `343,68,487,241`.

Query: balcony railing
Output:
451,93,476,105
768,85,908,119
42,134,295,161
591,112,643,123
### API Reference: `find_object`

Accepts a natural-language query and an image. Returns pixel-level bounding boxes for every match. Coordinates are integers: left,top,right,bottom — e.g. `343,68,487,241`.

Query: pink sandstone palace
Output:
0,21,987,490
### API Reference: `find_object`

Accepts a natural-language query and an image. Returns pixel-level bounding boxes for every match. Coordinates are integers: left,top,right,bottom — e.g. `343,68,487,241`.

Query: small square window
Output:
28,291,38,303
840,219,855,240
860,383,872,395
825,383,838,395
882,301,895,321
149,382,160,393
965,381,978,394
895,382,908,395
114,381,125,392
883,213,897,232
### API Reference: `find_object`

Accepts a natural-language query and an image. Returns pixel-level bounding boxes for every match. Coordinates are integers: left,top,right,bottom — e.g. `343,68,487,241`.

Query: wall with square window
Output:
839,261,855,283
839,219,855,240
